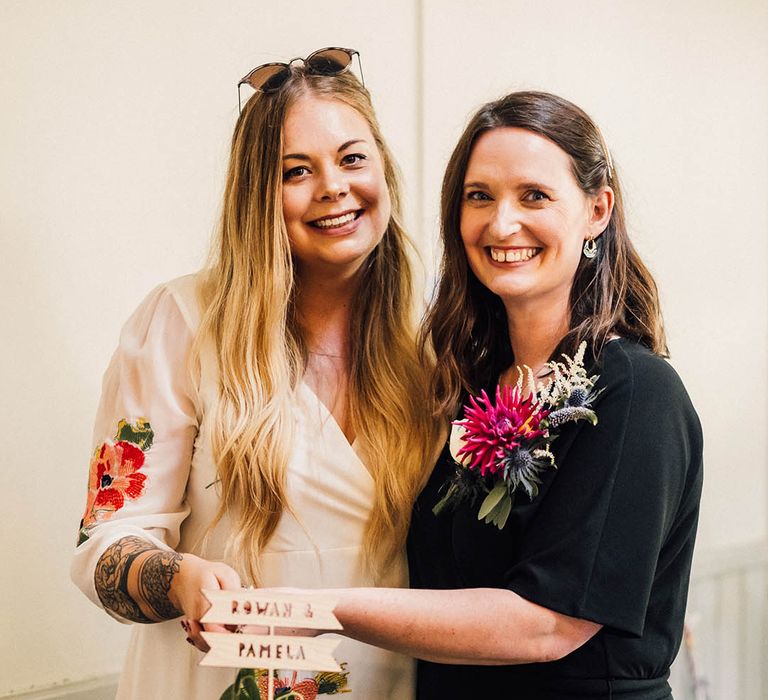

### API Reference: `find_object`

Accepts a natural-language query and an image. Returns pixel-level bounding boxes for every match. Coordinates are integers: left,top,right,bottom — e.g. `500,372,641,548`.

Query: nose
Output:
316,167,349,201
488,200,522,239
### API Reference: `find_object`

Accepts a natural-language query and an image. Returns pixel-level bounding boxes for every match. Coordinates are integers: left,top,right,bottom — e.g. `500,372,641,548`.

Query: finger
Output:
201,621,231,634
191,568,230,619
214,564,241,590
186,618,210,652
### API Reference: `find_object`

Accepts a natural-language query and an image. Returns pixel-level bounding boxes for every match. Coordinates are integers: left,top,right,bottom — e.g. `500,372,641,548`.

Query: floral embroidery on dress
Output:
220,665,351,699
77,418,154,545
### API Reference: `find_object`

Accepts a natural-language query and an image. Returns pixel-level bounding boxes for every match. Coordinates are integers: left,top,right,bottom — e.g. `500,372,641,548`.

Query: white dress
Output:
71,274,415,700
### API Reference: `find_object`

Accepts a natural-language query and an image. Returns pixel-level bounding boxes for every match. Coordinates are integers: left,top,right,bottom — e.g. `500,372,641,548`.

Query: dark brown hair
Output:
421,91,667,419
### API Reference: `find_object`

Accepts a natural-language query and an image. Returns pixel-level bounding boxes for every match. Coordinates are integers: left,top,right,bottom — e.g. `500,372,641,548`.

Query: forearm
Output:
94,535,183,623
333,587,599,665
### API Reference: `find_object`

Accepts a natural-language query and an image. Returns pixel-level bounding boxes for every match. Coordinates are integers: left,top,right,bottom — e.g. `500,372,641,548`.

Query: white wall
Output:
1,0,765,694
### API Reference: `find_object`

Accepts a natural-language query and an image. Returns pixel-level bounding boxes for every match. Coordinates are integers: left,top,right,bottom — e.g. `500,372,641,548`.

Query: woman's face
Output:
460,127,610,311
281,94,391,276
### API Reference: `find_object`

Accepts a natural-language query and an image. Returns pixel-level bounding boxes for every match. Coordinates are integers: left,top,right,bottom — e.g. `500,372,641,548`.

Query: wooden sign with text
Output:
199,590,343,700
201,589,342,630
200,632,341,671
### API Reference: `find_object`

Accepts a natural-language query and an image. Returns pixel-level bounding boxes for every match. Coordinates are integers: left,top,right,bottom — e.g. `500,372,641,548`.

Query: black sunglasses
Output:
237,47,363,112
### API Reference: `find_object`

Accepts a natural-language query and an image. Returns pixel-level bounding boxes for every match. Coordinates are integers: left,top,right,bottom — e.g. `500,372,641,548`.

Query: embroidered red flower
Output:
259,672,319,700
78,419,153,544
220,665,350,700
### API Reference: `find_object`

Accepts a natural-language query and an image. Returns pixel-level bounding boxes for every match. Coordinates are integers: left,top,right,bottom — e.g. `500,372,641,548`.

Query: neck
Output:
502,295,570,379
295,267,361,357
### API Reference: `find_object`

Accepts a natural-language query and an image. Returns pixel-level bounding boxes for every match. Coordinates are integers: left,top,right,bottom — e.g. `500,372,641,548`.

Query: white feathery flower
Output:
533,447,555,466
538,341,597,408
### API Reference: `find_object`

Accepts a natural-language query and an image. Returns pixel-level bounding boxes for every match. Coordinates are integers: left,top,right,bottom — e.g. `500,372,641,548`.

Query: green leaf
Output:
432,483,458,516
219,680,236,700
482,504,502,525
240,673,261,700
219,669,262,700
491,493,513,529
115,418,154,451
478,482,507,520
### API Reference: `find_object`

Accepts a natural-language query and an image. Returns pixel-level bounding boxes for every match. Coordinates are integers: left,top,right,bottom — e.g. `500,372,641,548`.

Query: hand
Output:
171,554,241,652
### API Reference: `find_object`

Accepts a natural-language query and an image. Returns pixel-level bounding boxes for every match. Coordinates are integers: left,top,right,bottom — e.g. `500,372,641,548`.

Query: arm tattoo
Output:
95,536,154,622
94,536,182,623
136,549,183,620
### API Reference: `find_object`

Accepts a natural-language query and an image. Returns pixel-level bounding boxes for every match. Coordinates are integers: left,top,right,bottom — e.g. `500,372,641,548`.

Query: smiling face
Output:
460,127,611,314
281,94,391,277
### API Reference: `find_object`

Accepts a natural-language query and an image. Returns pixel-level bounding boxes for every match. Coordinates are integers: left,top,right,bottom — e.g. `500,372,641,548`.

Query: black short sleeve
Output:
504,340,703,637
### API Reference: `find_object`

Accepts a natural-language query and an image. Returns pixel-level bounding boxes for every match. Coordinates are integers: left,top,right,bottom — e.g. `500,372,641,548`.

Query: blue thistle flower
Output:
547,406,598,429
500,447,543,499
566,387,589,407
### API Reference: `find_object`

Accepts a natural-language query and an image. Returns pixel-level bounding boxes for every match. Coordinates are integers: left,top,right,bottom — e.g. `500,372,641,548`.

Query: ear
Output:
587,186,614,239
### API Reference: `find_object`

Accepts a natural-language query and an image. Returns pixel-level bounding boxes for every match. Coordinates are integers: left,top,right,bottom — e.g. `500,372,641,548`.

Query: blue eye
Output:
465,190,491,201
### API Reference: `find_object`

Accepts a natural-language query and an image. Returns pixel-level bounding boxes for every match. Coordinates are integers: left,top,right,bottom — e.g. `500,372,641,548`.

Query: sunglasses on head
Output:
237,47,363,112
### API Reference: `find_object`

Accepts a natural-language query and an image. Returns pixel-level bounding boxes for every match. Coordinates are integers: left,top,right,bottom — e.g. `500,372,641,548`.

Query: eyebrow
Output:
463,181,489,189
283,139,368,161
463,179,553,191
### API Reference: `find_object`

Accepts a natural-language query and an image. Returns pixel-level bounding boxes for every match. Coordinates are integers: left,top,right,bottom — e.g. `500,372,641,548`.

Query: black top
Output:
407,339,703,700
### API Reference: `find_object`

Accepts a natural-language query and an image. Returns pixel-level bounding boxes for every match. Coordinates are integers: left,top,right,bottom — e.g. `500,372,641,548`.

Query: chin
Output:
321,247,378,271
476,275,531,300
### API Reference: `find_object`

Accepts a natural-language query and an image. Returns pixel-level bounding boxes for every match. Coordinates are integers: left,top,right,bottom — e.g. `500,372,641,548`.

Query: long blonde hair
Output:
195,69,434,584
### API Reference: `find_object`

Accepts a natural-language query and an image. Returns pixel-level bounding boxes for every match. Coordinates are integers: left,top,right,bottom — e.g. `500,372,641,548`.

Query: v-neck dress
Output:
71,273,414,700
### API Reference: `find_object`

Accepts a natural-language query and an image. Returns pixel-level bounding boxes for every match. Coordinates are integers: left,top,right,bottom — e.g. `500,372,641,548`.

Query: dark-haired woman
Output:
262,91,703,699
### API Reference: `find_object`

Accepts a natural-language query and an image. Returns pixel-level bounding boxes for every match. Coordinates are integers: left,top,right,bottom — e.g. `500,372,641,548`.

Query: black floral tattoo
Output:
136,549,183,620
95,536,154,623
94,536,182,623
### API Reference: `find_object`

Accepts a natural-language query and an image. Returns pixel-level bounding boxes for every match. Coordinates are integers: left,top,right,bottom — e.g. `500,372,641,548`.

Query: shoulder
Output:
116,272,207,357
160,272,206,333
596,339,702,446
123,273,205,336
598,339,688,401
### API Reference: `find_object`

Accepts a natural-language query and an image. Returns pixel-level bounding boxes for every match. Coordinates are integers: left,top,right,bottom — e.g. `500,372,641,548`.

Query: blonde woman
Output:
71,48,434,700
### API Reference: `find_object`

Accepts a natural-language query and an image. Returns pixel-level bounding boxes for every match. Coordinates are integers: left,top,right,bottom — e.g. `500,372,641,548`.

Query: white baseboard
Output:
1,675,119,700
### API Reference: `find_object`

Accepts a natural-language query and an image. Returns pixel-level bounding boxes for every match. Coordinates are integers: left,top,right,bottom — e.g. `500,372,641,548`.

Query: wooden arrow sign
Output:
199,589,345,700
200,590,342,629
200,632,342,671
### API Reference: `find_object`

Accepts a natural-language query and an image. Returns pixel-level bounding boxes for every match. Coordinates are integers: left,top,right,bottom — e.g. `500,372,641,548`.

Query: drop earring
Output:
583,237,597,259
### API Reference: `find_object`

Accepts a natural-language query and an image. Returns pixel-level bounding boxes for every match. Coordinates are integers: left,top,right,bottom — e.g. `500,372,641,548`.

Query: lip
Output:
306,209,364,236
308,208,362,225
486,245,542,266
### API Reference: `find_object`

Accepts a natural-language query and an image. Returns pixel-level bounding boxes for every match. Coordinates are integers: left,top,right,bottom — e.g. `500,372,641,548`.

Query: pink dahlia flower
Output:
454,385,549,477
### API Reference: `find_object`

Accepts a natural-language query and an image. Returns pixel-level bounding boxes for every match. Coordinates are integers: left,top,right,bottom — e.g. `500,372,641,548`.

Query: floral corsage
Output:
433,342,601,529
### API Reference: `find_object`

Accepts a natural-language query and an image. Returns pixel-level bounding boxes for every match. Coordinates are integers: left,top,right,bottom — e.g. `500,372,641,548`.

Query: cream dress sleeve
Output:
70,281,200,622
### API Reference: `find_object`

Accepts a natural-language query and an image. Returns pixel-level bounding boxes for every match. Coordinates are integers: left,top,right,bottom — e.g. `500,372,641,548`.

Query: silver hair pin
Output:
595,125,614,180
